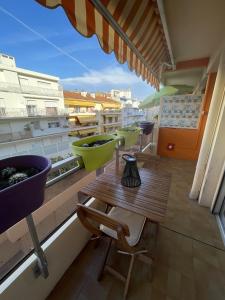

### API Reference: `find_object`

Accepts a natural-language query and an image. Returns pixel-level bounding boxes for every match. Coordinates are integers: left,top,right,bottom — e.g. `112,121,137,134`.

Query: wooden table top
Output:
80,168,171,222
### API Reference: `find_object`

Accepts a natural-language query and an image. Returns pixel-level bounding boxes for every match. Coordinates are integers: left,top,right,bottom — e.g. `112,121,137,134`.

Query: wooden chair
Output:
134,152,160,169
77,204,153,299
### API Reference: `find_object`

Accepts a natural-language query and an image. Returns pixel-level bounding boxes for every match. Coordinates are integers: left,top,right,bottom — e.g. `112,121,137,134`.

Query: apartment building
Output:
110,88,131,101
64,91,98,137
122,107,145,127
0,53,70,159
64,91,122,136
93,92,122,133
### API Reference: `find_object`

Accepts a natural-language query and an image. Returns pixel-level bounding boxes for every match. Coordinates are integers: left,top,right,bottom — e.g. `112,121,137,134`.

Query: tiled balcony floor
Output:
47,158,225,300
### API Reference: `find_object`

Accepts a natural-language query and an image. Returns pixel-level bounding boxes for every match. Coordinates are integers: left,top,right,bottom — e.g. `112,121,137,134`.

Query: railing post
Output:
139,131,143,152
116,145,120,171
26,214,49,278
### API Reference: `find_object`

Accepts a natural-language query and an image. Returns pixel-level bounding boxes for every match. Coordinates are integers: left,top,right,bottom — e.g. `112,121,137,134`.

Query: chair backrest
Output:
134,152,160,168
77,204,131,249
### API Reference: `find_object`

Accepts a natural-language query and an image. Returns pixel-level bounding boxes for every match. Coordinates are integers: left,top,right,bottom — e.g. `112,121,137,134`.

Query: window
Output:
46,107,57,116
48,122,60,128
31,121,40,130
0,99,6,117
74,106,80,113
0,107,6,116
26,105,37,116
87,107,94,113
80,107,87,113
45,101,58,116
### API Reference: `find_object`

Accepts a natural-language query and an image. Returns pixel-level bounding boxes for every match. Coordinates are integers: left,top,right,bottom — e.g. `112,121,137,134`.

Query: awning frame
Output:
91,0,159,80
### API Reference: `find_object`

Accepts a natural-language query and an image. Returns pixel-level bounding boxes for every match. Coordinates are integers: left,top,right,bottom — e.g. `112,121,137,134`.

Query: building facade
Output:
64,91,122,136
0,53,70,159
110,88,132,101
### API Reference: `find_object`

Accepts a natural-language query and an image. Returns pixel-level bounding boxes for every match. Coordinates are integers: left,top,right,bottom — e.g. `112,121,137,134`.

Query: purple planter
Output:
140,122,154,135
0,155,51,234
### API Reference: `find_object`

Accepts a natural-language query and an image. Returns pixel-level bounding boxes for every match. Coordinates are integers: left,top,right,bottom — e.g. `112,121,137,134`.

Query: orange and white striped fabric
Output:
36,0,170,89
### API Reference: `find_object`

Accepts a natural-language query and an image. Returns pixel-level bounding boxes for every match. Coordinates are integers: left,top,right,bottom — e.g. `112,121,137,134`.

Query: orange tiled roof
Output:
94,93,120,105
64,91,121,108
63,91,94,102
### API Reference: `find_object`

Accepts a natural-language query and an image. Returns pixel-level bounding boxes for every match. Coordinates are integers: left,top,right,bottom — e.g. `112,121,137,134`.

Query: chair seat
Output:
100,207,146,247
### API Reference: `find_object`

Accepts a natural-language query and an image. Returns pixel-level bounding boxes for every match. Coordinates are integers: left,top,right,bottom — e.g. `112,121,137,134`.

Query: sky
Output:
0,0,156,100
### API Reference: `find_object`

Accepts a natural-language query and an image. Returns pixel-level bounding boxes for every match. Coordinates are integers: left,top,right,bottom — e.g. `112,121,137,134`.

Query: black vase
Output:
121,154,141,188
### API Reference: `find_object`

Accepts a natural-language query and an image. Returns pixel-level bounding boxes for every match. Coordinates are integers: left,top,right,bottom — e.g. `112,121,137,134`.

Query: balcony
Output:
0,127,69,143
69,125,98,137
0,154,224,299
0,81,62,97
0,107,69,119
46,158,225,300
103,121,122,127
0,82,21,93
21,85,63,97
101,110,122,115
31,127,70,137
0,131,33,143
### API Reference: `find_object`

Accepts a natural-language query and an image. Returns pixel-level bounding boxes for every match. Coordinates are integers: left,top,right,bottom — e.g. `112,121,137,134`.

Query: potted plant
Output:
0,155,51,234
139,121,154,135
72,134,118,171
116,127,141,149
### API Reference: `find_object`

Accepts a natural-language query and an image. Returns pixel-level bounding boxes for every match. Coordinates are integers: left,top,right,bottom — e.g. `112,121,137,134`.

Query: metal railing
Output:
101,110,122,115
46,156,83,187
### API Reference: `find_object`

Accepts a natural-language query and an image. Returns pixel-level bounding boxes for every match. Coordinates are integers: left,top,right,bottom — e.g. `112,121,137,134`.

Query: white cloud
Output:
61,66,140,86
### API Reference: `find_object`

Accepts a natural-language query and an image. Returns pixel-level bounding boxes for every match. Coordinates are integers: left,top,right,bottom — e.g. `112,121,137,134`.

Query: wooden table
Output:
79,168,171,223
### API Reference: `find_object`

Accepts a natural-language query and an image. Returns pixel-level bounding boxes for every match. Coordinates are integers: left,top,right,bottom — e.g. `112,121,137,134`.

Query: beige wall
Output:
199,90,225,208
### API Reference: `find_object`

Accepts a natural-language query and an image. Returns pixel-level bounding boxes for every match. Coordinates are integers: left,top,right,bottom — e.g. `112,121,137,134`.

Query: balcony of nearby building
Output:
100,110,122,115
0,107,68,119
0,81,62,97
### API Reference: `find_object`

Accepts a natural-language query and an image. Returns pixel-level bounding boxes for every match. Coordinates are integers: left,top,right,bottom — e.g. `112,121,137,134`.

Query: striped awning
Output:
70,115,97,124
36,0,170,89
101,102,121,109
65,99,95,107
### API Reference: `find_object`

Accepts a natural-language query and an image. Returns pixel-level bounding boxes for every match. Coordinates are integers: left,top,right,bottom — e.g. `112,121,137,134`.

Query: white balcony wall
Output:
0,117,69,142
0,171,105,300
32,127,69,137
2,69,20,86
0,134,71,159
0,92,26,111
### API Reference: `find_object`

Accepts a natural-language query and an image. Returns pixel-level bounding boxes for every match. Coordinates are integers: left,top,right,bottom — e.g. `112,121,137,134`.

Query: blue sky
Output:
0,0,155,100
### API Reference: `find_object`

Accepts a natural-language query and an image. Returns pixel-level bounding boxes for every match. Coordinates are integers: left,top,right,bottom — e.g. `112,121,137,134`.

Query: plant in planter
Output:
116,127,141,149
8,172,28,185
24,123,31,131
1,167,17,179
0,155,51,234
140,121,154,135
72,134,118,171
